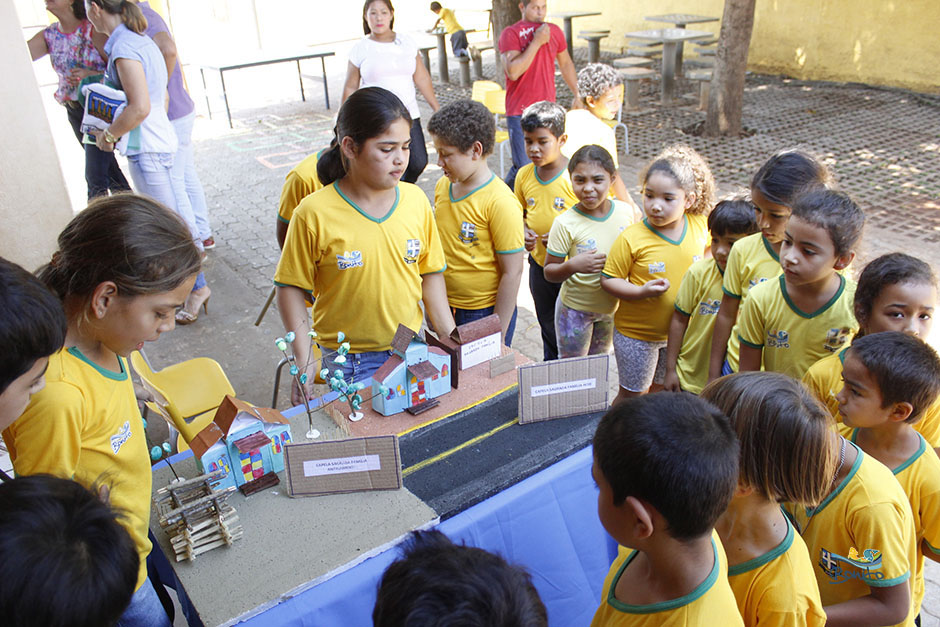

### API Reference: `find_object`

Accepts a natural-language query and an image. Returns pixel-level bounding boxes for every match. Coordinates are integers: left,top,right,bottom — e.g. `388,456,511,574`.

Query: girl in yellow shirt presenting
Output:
600,145,715,406
4,194,202,627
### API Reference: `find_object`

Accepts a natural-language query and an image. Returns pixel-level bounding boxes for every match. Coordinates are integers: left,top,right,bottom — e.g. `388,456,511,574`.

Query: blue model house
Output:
371,325,451,416
189,396,292,492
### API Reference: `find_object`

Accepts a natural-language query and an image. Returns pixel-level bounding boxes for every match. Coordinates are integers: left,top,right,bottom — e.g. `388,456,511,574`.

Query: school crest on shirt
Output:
459,222,478,245
526,197,536,208
553,197,566,211
110,420,132,454
337,250,363,270
698,299,720,316
403,238,421,264
576,238,598,255
748,277,770,289
766,329,790,349
692,255,702,263
648,261,666,274
823,327,852,353
819,547,885,584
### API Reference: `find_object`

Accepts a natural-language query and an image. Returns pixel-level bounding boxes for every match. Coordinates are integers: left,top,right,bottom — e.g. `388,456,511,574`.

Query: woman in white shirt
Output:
342,0,440,183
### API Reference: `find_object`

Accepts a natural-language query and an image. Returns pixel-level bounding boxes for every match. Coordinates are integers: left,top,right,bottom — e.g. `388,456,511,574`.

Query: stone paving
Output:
163,49,940,624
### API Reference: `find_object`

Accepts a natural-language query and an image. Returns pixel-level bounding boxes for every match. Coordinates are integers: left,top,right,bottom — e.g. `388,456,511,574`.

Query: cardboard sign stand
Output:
517,354,610,424
284,435,402,498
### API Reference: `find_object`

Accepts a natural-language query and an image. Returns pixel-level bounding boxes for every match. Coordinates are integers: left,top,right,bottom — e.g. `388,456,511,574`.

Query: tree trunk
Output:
491,0,521,85
703,0,756,137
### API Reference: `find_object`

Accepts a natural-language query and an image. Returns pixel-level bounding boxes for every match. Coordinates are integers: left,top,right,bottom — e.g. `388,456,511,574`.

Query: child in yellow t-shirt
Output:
544,145,636,358
702,372,829,627
708,150,833,381
276,146,327,249
0,258,66,433
590,393,742,627
428,2,468,58
3,194,202,626
514,101,577,360
663,197,758,394
600,145,715,405
276,88,456,394
429,99,525,345
737,190,863,379
837,332,940,622
803,253,940,452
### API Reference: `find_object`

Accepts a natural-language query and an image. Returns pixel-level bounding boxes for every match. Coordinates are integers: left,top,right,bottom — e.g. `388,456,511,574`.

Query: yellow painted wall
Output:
547,0,939,92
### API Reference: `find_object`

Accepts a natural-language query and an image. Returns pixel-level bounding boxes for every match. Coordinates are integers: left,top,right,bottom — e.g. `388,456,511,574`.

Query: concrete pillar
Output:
0,3,72,271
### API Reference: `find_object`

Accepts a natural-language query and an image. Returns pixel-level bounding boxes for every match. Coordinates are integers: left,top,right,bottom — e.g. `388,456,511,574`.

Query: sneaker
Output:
202,237,216,249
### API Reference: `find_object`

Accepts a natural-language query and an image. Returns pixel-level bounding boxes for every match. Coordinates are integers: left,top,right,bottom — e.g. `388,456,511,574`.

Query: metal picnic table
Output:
198,50,334,128
623,29,712,105
644,14,719,77
548,10,602,55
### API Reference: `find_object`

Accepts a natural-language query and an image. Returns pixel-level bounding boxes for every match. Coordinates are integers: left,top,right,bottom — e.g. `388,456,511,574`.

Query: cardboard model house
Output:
189,395,292,491
449,313,501,370
371,324,451,416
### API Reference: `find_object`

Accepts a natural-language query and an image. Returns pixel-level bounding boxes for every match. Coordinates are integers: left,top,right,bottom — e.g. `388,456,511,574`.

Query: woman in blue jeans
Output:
86,0,208,315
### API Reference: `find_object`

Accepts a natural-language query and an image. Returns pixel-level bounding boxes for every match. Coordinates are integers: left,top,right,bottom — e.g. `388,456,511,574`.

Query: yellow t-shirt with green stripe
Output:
784,441,917,626
803,348,940,448
514,163,577,266
3,348,153,592
737,275,858,379
434,174,525,309
602,214,709,342
590,534,743,627
277,148,325,224
673,257,724,394
274,182,446,352
721,232,782,371
727,518,827,627
850,429,940,618
546,200,634,315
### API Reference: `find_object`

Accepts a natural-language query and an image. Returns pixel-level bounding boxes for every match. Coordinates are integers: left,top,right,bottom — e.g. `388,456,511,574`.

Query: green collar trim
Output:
66,347,127,381
762,235,780,261
727,519,794,576
805,439,862,518
892,433,928,476
449,173,495,203
779,274,846,319
534,166,565,185
642,215,687,245
334,182,399,223
838,346,849,364
606,538,720,614
574,201,614,222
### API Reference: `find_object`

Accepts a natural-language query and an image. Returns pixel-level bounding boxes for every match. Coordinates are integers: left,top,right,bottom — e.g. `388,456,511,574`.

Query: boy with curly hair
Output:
428,100,525,345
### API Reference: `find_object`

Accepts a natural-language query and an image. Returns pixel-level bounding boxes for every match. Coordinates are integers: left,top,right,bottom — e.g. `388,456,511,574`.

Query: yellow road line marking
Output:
402,416,519,477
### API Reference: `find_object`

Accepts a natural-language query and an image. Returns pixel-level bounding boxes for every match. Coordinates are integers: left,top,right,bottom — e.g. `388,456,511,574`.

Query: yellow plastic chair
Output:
471,80,501,104
482,88,511,178
130,351,236,451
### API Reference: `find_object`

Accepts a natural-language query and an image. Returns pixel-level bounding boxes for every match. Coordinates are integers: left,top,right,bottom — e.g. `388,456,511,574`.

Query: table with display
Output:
623,28,713,105
148,385,609,626
548,10,603,56
644,13,719,77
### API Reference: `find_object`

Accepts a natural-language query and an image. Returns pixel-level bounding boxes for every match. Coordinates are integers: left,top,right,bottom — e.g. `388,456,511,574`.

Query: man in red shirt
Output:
499,0,580,188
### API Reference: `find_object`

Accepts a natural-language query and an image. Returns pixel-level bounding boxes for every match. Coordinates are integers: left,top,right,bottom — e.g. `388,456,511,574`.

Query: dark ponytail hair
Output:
751,149,832,207
70,0,87,20
87,0,148,34
362,0,395,35
317,87,411,186
568,144,616,177
38,194,201,319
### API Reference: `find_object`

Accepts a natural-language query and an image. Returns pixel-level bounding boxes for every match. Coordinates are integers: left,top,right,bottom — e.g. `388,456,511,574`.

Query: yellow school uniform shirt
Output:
673,258,724,394
849,429,940,618
785,441,917,627
2,347,152,591
434,173,525,310
274,182,446,352
737,274,858,379
804,349,940,448
590,534,743,627
277,148,325,224
439,7,462,34
727,518,827,627
514,162,577,266
547,200,635,315
721,233,782,371
602,214,709,342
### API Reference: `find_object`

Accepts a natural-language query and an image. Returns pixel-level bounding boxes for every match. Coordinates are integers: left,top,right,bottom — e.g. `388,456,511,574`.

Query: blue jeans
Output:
128,152,203,252
322,347,393,384
453,306,518,347
116,576,171,627
528,256,560,360
503,114,530,189
171,112,212,240
721,359,734,376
